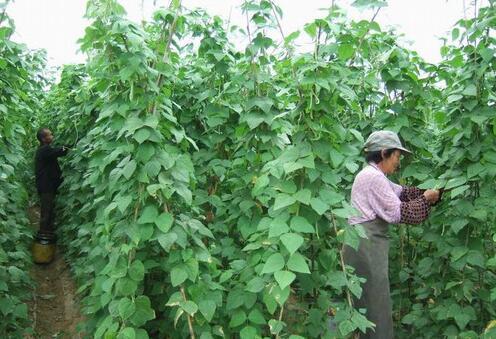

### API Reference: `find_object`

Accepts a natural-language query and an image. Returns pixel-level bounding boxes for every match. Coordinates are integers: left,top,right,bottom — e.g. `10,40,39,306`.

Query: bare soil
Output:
26,207,84,339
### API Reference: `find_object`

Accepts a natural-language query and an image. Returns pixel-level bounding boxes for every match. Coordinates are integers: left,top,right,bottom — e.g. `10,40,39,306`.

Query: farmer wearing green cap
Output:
344,130,440,338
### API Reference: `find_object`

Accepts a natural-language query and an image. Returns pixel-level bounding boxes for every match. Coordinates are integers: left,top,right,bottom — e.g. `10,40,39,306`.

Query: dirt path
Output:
26,207,83,339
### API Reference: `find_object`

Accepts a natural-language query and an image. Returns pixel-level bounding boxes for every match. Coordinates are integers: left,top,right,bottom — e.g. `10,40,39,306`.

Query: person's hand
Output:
423,189,440,204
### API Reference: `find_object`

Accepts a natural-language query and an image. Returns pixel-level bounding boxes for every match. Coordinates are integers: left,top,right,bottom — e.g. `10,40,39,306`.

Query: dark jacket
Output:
35,145,68,193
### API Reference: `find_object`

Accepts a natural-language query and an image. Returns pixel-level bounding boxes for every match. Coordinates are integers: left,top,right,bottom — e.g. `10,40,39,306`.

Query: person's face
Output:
381,149,401,174
42,130,54,144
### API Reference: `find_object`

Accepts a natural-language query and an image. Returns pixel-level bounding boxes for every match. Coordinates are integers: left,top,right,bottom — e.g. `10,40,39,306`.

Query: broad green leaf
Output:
447,94,463,103
274,270,296,289
199,300,216,322
155,212,173,233
462,84,477,96
116,278,138,296
338,44,355,60
229,309,247,328
180,300,198,316
445,177,467,190
118,297,136,320
122,160,137,179
310,197,328,215
134,128,151,144
287,253,310,274
451,219,469,234
280,233,304,255
248,308,266,324
451,185,470,198
293,189,311,204
290,216,314,233
129,260,145,282
274,193,296,210
240,326,258,339
261,253,285,274
130,296,155,327
157,232,177,251
269,217,289,238
268,319,284,334
246,277,265,293
138,205,159,224
117,327,136,339
171,267,188,287
330,150,345,167
253,175,270,195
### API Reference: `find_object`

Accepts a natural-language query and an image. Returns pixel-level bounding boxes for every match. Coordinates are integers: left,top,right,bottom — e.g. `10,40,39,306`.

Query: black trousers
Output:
39,192,56,236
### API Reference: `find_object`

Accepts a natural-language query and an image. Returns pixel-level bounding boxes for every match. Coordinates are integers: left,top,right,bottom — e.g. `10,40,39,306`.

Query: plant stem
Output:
180,286,196,339
275,304,285,339
329,212,354,308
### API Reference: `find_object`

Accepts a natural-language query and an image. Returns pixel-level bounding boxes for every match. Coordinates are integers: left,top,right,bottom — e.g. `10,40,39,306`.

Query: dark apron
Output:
342,218,393,339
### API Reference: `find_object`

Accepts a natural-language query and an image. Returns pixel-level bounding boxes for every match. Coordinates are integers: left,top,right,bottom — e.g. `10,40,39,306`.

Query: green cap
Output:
364,130,411,153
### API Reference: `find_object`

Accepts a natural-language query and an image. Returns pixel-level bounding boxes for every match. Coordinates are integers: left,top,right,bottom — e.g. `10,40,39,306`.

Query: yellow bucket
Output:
32,239,56,264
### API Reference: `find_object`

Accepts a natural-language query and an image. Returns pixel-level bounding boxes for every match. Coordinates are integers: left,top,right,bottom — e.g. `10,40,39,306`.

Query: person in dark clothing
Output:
35,128,68,238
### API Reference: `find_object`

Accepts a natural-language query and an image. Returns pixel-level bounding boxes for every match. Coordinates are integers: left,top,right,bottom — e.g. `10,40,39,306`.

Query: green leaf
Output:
244,113,265,129
116,278,138,296
293,189,311,204
451,185,470,198
199,300,216,322
268,319,284,334
240,326,258,339
116,195,133,214
455,312,472,331
462,84,477,96
157,232,177,251
246,277,266,293
274,193,296,210
269,217,289,238
451,219,469,234
229,309,247,328
280,233,304,255
287,253,310,274
122,160,137,180
138,205,159,224
248,308,266,325
338,319,355,335
253,175,270,195
180,300,198,316
247,96,274,114
447,94,463,103
274,270,296,289
155,212,173,232
134,128,151,144
352,0,387,9
310,197,328,215
330,150,345,167
338,44,355,60
118,298,136,320
445,177,467,190
261,253,285,274
129,260,145,282
117,327,136,339
130,296,155,327
135,329,149,339
171,267,188,287
289,216,314,233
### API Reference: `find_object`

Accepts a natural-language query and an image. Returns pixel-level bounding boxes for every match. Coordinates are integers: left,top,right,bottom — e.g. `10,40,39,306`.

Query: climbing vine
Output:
0,1,48,336
3,0,496,338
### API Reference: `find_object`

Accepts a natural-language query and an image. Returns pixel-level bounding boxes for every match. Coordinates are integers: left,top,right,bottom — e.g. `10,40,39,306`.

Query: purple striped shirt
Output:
349,163,403,225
